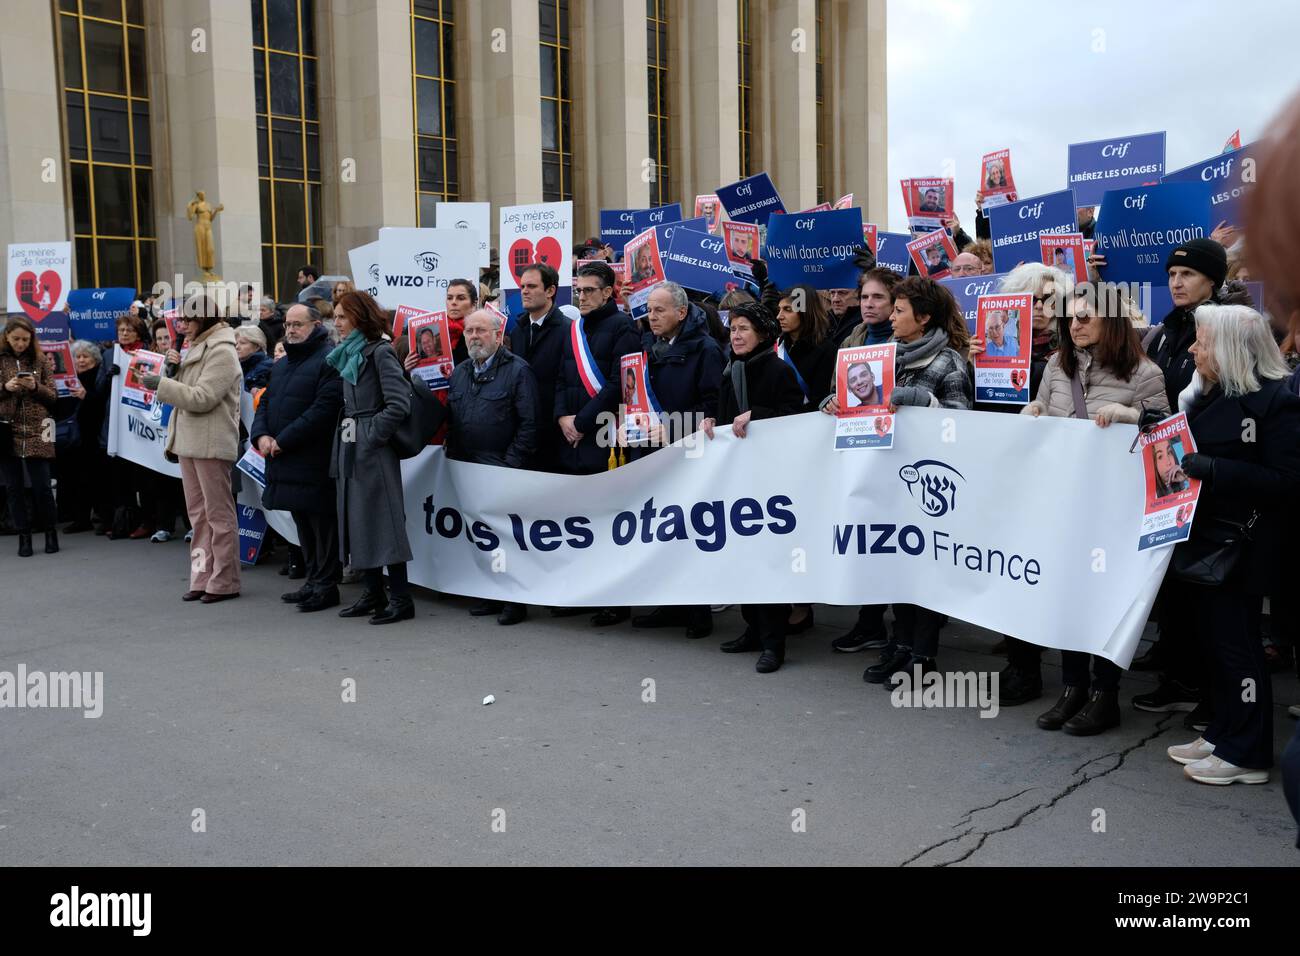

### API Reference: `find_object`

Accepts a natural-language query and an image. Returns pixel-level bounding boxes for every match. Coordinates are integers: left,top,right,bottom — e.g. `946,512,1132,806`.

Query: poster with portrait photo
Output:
980,149,1018,210
1040,232,1089,284
483,302,508,345
833,343,895,450
47,342,79,396
862,223,878,256
618,351,659,445
722,221,760,276
973,293,1032,404
901,177,954,231
624,228,666,318
833,193,855,210
906,228,958,280
1137,412,1202,551
408,311,454,391
121,349,164,410
694,194,723,233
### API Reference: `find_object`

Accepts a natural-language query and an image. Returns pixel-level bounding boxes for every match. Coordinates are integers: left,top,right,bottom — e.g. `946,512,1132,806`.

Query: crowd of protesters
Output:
5,108,1300,819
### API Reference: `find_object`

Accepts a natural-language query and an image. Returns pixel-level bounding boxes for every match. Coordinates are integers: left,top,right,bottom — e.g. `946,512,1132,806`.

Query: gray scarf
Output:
727,358,749,414
894,325,948,368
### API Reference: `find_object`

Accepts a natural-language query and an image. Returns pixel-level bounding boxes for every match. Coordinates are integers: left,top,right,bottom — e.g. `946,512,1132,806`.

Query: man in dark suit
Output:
511,262,570,473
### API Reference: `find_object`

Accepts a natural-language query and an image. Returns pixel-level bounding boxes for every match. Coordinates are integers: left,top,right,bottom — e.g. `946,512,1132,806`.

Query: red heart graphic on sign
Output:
13,269,61,322
535,236,562,269
507,239,535,283
875,415,892,436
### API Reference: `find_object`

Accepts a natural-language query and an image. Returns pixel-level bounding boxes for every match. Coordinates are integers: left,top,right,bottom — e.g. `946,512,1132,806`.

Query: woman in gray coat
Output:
328,291,414,625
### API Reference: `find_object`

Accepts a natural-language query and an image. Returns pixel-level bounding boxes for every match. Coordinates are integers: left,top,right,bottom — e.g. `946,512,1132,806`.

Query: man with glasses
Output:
447,308,539,626
552,262,641,626
251,303,344,612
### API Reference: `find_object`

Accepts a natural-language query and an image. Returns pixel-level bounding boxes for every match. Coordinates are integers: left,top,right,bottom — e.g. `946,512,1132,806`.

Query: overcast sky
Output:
886,0,1300,232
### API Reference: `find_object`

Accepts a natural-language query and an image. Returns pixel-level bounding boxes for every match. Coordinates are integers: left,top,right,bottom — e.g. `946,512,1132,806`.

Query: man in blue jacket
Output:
251,304,344,612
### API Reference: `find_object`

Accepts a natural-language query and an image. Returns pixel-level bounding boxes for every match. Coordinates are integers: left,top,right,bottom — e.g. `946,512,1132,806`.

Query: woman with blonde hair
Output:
0,315,58,556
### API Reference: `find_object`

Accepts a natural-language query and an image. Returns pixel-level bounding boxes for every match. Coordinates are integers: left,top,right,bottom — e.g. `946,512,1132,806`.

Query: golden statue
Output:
186,190,225,279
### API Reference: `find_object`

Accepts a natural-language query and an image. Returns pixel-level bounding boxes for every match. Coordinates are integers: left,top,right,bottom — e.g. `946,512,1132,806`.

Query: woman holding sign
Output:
1163,304,1300,784
862,278,972,687
1019,284,1169,735
701,302,806,673
0,315,58,557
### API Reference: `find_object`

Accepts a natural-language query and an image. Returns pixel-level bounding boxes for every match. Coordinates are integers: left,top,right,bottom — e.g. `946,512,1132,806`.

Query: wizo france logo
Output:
413,250,440,272
899,459,964,517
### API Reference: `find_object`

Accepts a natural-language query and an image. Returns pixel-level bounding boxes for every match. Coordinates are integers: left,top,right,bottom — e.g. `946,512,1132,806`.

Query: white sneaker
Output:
184,529,194,542
150,530,172,543
1167,737,1214,765
1183,754,1268,785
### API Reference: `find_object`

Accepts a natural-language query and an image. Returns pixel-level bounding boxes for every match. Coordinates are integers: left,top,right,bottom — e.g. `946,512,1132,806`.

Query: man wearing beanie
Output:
1146,237,1228,409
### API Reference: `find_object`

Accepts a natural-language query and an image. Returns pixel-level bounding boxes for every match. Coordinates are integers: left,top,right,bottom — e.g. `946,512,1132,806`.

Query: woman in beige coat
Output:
1022,283,1170,735
141,307,243,603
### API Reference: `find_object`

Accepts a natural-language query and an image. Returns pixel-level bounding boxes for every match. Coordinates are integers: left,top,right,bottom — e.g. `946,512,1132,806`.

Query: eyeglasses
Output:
1070,314,1094,325
573,286,605,297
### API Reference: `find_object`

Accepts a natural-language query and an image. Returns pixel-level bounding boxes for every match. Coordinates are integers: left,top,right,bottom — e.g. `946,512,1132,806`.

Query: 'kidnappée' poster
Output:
618,352,658,445
408,311,455,391
906,228,958,280
623,228,666,318
980,149,1018,210
1039,232,1089,283
1137,412,1202,551
833,344,896,450
973,294,1032,404
121,349,165,410
901,177,954,232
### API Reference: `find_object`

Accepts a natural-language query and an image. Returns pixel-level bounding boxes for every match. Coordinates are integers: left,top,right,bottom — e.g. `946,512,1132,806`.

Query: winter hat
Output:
728,301,779,342
1165,238,1228,290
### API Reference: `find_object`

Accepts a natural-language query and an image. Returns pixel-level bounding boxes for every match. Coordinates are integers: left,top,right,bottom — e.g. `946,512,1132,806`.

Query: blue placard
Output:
630,204,683,234
502,286,571,335
874,232,911,276
1067,131,1166,207
654,217,709,262
599,208,640,255
34,310,71,343
988,189,1078,274
716,172,786,226
663,228,735,295
762,207,865,290
66,287,137,339
1160,143,1256,231
939,272,1010,333
237,504,269,566
1094,180,1213,324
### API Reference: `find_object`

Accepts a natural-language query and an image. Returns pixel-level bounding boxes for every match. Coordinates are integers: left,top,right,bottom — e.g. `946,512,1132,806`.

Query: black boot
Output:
339,588,388,618
720,628,762,653
17,532,33,557
997,663,1043,706
1062,689,1121,736
685,606,713,639
370,593,415,625
863,643,912,684
756,646,785,673
44,529,58,553
1036,686,1090,730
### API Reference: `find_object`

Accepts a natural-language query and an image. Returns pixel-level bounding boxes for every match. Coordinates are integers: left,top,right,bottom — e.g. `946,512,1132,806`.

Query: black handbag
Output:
389,378,447,459
1171,511,1257,586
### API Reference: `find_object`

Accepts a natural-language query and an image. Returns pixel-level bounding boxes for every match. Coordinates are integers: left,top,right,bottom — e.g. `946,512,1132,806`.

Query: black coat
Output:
779,331,838,407
1146,305,1202,410
641,303,725,444
511,304,571,471
250,325,343,514
554,300,641,474
1182,378,1300,595
241,350,275,391
445,347,538,468
717,346,807,424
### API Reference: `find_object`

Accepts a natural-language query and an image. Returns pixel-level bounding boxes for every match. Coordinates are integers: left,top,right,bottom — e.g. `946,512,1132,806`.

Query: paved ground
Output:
2,532,1297,866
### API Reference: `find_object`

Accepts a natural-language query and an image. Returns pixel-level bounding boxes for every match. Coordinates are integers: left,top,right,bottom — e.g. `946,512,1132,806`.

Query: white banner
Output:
400,410,1169,668
436,202,491,268
347,240,382,299
371,227,480,313
106,349,300,545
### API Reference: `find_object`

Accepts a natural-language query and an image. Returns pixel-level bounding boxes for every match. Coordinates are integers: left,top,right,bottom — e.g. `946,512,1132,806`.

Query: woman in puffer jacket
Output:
1020,283,1169,735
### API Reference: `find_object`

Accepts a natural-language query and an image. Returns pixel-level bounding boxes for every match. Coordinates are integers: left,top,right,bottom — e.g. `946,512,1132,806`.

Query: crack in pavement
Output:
901,715,1177,867
952,787,1036,828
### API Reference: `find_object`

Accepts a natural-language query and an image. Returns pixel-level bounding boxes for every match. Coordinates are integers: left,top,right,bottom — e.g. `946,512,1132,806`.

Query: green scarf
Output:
326,329,367,384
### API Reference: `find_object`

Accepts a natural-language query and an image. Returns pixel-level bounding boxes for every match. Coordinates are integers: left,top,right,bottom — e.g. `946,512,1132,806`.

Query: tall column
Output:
831,0,887,226
756,0,818,211
574,0,649,232
0,1,67,257
151,0,261,291
675,0,740,210
459,0,543,219
319,0,417,268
